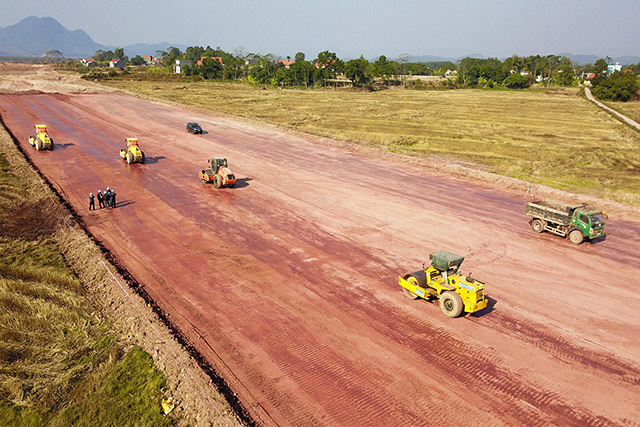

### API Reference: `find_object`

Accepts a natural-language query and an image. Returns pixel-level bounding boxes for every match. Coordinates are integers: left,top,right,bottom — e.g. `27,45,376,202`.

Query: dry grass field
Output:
603,100,640,125
106,78,640,204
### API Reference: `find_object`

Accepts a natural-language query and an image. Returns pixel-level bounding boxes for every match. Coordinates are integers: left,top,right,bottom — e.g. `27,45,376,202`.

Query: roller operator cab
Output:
28,125,54,150
119,138,145,164
399,250,488,318
199,157,236,189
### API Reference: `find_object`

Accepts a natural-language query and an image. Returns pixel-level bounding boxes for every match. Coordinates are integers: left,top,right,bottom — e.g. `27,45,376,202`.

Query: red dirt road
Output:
2,92,640,426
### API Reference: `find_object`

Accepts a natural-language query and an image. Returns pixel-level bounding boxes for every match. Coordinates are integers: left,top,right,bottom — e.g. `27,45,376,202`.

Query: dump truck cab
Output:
399,250,488,318
28,124,54,150
199,157,236,188
570,206,606,241
119,138,145,164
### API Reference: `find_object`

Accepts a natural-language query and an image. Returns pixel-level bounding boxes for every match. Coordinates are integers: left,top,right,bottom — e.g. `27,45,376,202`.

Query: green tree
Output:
553,63,575,86
373,55,393,79
344,56,372,86
592,71,639,102
313,50,343,86
590,58,608,86
157,46,182,67
129,55,145,66
503,72,530,89
93,49,114,63
248,54,277,84
198,57,223,79
458,57,506,86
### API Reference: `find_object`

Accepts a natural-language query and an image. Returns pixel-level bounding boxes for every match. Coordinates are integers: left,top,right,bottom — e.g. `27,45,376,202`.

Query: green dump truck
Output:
524,200,606,244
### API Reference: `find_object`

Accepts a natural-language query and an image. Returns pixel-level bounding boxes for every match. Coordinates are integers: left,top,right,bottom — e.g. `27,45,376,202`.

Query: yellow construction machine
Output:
119,138,145,164
399,250,488,318
28,125,54,150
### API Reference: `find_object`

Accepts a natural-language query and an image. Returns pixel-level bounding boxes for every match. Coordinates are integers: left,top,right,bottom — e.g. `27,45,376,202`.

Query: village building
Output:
109,58,124,68
197,56,223,66
278,59,295,68
174,59,192,74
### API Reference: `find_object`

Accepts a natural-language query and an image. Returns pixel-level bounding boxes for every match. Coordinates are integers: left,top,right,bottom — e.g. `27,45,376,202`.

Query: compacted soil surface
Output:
1,86,640,425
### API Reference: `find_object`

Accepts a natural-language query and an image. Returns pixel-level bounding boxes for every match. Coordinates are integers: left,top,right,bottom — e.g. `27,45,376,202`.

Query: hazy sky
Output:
1,0,639,59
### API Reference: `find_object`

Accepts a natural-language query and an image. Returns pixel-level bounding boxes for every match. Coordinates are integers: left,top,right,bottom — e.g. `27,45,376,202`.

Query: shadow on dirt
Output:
143,156,166,164
114,200,135,208
233,177,253,188
469,296,497,318
54,143,74,150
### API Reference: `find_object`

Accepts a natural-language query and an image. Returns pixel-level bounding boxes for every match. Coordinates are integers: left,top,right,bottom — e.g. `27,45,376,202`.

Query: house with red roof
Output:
278,59,295,68
109,58,124,68
197,56,223,66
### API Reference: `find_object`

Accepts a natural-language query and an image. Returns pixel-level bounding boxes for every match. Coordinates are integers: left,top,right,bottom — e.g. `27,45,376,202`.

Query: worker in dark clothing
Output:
97,190,104,209
111,189,117,208
88,193,95,211
104,187,112,210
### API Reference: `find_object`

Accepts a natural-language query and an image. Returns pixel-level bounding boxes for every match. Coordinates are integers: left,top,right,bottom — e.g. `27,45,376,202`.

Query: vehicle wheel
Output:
531,219,544,233
402,276,420,300
126,152,133,164
35,140,42,150
569,229,584,245
439,291,464,318
141,152,145,164
213,175,222,189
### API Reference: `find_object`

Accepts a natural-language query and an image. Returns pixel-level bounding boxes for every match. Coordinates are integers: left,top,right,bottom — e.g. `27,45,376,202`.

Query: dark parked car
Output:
186,122,203,134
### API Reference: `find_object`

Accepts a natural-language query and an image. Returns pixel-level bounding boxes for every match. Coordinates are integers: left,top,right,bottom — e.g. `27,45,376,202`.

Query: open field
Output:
103,77,640,204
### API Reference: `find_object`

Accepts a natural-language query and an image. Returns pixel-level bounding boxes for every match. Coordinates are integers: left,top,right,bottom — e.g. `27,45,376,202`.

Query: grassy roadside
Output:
103,74,640,205
0,129,173,425
602,100,640,125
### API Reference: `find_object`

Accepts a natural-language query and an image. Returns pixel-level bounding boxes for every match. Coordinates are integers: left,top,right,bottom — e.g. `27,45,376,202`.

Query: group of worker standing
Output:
88,187,117,211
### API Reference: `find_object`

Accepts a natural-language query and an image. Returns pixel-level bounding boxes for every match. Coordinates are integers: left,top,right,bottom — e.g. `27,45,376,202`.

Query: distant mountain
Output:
557,53,640,65
401,52,639,65
123,42,188,58
0,16,109,57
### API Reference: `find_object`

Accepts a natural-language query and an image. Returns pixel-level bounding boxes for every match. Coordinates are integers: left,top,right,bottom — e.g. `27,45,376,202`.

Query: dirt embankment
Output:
0,62,115,95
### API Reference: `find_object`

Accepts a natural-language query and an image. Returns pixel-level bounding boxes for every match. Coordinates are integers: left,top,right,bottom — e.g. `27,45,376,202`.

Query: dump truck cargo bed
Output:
524,201,572,226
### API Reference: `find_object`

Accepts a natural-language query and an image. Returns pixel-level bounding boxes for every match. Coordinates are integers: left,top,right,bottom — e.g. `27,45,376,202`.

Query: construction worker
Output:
88,193,95,211
111,189,117,208
97,190,105,209
104,187,111,210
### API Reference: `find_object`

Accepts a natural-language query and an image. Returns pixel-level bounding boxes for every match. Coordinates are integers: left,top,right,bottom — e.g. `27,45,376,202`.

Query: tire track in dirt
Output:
360,300,623,426
471,311,640,385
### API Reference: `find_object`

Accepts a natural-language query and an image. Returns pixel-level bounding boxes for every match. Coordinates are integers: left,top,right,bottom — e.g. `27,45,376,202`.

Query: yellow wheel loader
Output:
119,138,145,164
399,250,488,318
28,125,54,150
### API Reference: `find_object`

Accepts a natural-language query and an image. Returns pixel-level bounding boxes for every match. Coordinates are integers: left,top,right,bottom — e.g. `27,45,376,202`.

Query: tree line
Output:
91,46,639,101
